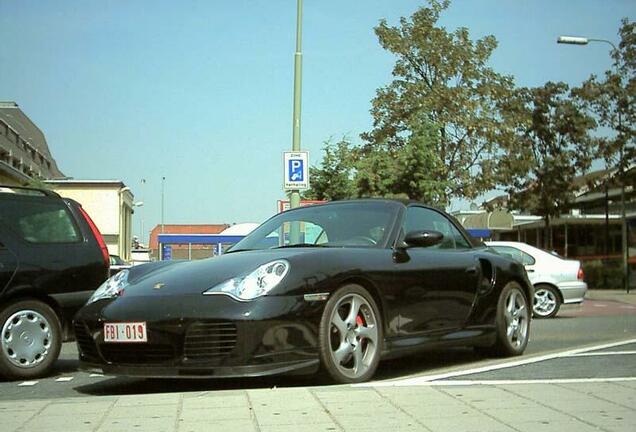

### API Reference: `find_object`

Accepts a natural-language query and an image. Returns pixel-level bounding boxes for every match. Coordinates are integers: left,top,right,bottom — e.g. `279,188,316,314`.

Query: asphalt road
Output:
1,299,634,401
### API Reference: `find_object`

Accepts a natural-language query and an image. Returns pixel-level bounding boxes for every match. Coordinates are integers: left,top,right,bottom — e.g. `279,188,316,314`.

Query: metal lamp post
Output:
290,0,303,211
161,176,166,234
557,35,629,292
140,178,146,245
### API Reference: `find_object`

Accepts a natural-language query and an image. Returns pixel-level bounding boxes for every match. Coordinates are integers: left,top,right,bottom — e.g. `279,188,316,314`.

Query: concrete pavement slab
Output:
39,400,113,416
419,414,515,432
253,407,335,426
182,393,248,409
112,392,181,407
176,418,257,432
484,407,576,424
105,403,178,419
513,419,606,432
257,425,342,432
22,413,106,432
97,416,176,432
179,406,252,421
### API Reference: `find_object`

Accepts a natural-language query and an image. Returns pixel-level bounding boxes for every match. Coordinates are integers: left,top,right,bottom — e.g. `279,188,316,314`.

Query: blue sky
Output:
1,0,633,240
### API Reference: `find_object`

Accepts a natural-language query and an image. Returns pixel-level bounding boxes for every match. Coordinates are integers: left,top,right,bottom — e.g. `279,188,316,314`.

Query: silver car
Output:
487,241,587,318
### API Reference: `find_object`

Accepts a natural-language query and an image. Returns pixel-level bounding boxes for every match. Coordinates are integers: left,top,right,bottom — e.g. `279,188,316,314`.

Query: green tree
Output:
574,18,636,193
355,120,447,205
498,82,597,247
302,138,356,201
362,0,516,205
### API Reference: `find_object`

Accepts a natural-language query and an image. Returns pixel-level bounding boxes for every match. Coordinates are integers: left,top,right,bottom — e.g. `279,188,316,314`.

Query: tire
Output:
0,300,62,380
478,282,530,357
533,284,561,319
318,285,383,384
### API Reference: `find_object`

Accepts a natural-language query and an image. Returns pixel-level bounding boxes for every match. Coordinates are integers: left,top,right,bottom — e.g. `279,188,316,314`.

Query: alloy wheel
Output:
534,288,557,317
504,289,529,349
328,293,379,380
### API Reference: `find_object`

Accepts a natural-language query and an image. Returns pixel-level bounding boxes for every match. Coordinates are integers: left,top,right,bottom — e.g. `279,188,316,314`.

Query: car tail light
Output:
577,266,585,281
78,205,110,269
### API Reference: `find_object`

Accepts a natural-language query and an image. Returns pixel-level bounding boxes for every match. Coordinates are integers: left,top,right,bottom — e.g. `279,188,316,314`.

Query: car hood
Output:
121,248,325,298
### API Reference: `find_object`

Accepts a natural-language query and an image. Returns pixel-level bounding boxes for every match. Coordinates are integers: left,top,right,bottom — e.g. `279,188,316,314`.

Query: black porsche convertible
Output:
74,199,532,383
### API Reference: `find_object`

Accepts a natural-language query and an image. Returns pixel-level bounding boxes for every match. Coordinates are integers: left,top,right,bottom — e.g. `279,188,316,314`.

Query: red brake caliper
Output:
356,314,367,349
356,315,364,327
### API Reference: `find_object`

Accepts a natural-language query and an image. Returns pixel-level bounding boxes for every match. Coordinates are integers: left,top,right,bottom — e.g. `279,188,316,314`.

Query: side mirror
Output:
403,230,444,248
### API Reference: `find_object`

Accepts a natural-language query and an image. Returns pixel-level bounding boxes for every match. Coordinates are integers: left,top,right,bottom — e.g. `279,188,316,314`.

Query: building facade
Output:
0,102,64,184
45,180,135,261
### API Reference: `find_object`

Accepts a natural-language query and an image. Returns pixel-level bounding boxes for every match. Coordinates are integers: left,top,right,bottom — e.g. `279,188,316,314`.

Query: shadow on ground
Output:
73,348,480,396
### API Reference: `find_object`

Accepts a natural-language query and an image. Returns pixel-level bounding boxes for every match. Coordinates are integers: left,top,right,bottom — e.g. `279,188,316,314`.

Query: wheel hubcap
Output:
504,290,529,349
1,310,52,368
328,294,378,379
533,288,557,316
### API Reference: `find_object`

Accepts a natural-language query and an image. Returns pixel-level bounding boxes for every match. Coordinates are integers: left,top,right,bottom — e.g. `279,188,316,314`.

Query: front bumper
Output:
74,293,323,378
558,281,588,304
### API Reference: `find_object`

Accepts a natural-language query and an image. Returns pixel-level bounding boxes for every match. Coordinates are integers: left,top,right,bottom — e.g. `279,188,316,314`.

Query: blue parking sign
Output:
283,151,309,190
288,159,304,182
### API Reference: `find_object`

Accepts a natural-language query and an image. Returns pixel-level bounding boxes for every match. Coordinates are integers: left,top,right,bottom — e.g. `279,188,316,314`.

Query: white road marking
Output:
413,377,636,386
18,381,38,386
619,305,636,309
357,338,636,388
593,304,608,307
55,377,74,382
89,373,104,378
566,350,636,357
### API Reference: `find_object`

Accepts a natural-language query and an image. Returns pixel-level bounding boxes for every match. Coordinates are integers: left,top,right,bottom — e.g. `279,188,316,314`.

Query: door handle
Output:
465,266,478,274
526,269,535,273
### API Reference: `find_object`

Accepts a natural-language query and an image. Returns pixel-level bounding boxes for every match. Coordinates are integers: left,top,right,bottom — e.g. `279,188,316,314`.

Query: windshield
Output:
231,201,399,251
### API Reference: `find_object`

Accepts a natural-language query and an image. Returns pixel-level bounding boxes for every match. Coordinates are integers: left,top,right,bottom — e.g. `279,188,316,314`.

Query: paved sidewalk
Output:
586,289,636,306
2,380,634,432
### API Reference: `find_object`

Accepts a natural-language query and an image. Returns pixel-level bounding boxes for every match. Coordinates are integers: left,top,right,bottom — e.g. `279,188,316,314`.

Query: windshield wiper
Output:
271,243,329,249
224,248,253,254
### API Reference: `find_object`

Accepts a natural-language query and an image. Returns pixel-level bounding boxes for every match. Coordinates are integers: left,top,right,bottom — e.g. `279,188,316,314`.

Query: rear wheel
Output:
533,285,561,318
318,285,382,384
0,300,62,380
478,282,530,357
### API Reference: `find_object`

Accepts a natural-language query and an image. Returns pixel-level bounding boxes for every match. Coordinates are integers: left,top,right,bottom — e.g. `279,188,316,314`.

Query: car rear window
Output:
0,198,81,244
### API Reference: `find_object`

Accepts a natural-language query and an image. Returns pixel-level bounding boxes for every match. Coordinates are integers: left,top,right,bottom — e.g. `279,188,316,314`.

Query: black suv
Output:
0,185,109,379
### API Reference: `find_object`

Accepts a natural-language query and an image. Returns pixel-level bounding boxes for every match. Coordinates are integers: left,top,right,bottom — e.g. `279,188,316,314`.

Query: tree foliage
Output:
302,139,356,201
361,0,516,204
574,18,636,182
497,82,597,244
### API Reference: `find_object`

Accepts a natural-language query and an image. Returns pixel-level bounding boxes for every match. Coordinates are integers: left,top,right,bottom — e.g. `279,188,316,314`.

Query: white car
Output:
486,241,587,318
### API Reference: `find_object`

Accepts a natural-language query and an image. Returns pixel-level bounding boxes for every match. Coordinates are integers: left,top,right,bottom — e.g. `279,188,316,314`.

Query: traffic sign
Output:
283,151,309,190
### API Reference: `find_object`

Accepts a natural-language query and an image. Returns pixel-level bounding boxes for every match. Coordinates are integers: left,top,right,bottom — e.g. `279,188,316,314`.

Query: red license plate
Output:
103,322,147,343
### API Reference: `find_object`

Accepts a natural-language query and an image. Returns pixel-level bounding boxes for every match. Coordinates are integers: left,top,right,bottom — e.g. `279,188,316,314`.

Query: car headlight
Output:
204,260,289,301
87,269,129,304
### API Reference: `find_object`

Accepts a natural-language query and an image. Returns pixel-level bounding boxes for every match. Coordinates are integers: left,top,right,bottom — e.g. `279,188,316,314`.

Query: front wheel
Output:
318,285,383,384
0,300,62,380
479,282,530,357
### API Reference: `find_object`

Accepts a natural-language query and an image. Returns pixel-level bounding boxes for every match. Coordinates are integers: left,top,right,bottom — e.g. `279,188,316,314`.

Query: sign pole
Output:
289,0,303,243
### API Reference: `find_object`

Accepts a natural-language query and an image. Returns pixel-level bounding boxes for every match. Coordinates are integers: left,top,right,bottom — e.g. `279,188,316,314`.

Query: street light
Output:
161,176,166,234
557,34,629,292
139,178,146,245
133,200,144,247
